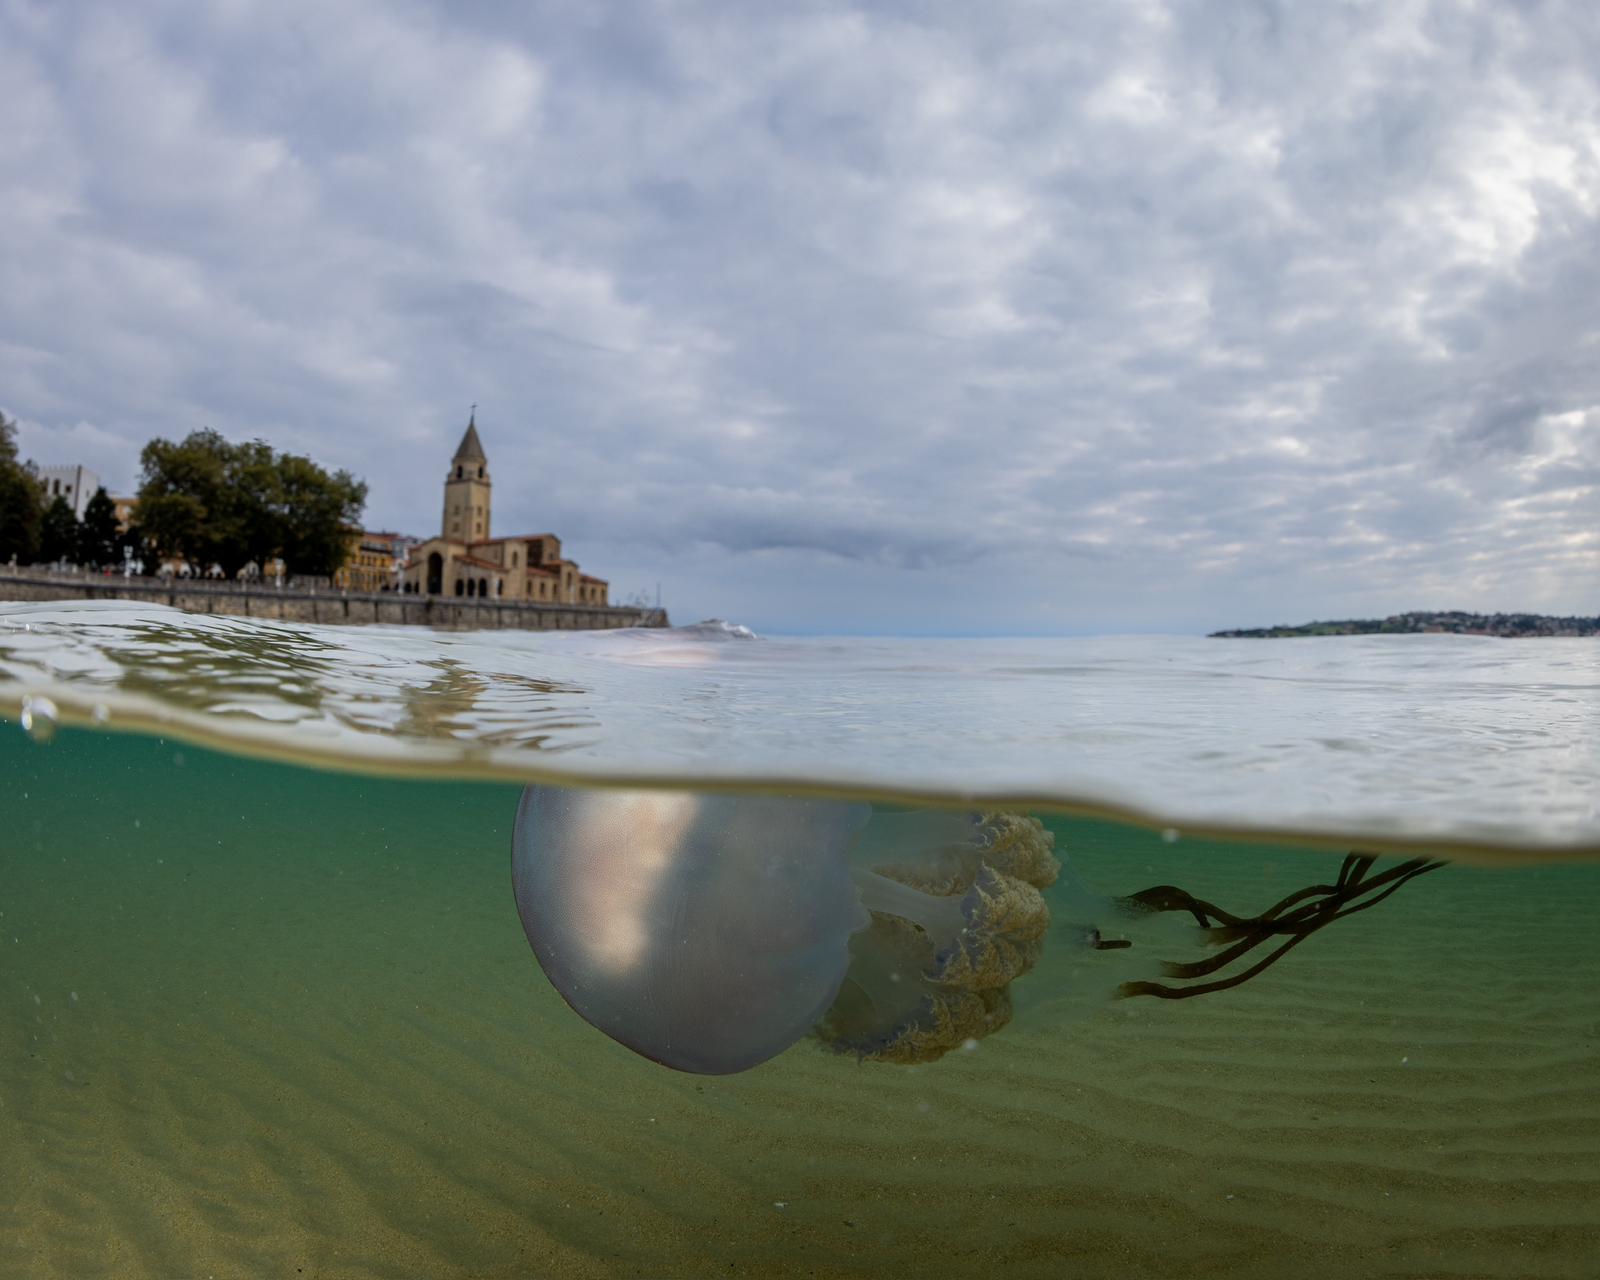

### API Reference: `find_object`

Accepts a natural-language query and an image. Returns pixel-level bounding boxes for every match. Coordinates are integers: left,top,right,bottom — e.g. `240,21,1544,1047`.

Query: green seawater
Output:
4,724,1598,1279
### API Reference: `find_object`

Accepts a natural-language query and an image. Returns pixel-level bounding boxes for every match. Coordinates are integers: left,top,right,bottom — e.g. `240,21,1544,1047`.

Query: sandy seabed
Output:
3,732,1599,1279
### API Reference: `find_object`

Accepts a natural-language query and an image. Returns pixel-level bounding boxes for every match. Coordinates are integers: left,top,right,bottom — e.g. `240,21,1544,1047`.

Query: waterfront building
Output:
111,495,139,533
390,532,421,574
333,530,415,593
401,415,609,604
38,464,102,519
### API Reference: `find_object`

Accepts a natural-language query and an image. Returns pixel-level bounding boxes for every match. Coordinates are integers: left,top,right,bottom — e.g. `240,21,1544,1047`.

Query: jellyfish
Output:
510,786,1078,1074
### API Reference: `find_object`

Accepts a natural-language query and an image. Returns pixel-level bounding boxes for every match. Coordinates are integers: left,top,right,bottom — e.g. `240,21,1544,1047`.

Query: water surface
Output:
2,600,1596,857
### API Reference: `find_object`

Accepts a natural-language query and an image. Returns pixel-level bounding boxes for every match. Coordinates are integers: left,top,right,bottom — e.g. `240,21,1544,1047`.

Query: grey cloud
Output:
1455,396,1549,459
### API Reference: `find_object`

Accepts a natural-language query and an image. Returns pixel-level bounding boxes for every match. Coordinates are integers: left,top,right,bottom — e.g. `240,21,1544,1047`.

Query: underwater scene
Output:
3,602,1599,1278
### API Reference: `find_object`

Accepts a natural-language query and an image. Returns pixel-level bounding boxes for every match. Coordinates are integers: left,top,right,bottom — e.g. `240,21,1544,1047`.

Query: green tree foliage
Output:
39,495,79,564
0,411,43,563
134,429,232,571
77,486,121,567
275,452,367,577
135,429,366,578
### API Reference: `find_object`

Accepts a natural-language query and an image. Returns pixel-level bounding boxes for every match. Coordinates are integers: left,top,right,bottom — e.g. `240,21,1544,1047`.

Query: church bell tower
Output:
442,409,491,542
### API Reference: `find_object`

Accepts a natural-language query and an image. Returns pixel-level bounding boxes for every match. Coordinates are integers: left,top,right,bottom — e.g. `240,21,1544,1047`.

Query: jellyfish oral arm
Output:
849,869,968,943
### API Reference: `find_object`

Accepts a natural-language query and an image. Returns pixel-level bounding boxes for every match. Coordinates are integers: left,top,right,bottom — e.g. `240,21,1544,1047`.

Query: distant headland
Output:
1210,610,1598,638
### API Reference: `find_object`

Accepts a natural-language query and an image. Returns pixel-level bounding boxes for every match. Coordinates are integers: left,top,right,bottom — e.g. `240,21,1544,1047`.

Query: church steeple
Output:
442,408,492,542
453,406,487,466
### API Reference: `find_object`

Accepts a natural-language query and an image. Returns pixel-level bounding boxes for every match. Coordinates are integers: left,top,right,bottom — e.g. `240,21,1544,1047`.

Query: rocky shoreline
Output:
1211,610,1598,638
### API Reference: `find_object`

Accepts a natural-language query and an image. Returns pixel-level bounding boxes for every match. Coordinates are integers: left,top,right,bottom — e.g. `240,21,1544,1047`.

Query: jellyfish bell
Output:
512,785,873,1075
511,785,1068,1074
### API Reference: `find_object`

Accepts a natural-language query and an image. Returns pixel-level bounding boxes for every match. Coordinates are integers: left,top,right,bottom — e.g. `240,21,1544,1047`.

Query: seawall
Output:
0,571,668,631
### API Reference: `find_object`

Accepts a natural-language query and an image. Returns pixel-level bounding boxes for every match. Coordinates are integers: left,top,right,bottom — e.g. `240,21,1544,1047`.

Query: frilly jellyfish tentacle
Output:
849,864,1050,989
853,809,1061,898
814,810,1065,1065
936,864,1052,987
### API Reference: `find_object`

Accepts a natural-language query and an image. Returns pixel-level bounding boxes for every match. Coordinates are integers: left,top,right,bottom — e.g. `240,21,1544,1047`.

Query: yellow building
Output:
401,415,609,605
111,495,139,533
334,530,406,593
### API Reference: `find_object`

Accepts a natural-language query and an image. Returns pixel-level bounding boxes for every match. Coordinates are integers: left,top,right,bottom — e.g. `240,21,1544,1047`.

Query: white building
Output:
37,464,102,519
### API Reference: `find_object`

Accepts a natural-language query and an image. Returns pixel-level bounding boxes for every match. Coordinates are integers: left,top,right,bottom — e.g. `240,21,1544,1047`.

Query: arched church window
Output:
477,466,483,478
479,577,488,597
454,579,463,596
496,580,503,596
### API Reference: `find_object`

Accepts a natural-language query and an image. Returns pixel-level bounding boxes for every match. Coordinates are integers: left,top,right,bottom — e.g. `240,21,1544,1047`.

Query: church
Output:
401,415,610,606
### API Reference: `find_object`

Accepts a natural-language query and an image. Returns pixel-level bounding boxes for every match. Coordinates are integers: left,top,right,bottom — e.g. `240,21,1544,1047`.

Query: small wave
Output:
676,618,760,640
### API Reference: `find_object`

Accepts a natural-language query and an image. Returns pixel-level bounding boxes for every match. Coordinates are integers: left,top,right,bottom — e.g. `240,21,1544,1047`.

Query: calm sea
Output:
2,601,1597,1278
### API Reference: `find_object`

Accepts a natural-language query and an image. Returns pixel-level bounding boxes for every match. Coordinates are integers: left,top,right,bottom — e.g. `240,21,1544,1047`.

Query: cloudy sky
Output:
3,1,1597,634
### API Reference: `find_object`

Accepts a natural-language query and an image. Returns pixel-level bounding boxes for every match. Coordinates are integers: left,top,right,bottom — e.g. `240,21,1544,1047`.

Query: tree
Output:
228,439,289,575
0,410,43,564
134,428,366,578
39,495,78,564
274,452,366,577
77,486,121,568
134,429,234,570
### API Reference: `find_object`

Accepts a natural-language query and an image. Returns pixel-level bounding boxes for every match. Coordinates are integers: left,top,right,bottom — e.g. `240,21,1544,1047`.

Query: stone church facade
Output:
401,416,609,606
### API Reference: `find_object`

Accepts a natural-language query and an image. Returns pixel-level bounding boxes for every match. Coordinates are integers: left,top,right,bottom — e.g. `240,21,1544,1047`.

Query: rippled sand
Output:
4,730,1598,1278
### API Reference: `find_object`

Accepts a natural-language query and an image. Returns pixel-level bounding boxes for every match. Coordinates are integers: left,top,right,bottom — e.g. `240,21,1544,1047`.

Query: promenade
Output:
0,568,668,631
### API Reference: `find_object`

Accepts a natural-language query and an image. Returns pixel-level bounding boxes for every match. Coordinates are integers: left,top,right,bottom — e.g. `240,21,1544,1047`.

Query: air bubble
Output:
92,704,111,724
1160,828,1180,844
19,695,59,744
